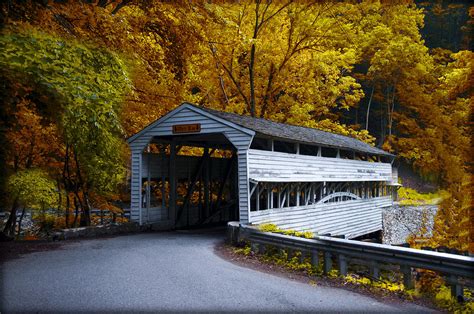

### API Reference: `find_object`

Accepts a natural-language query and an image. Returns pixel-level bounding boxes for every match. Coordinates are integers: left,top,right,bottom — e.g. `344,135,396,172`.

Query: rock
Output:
382,204,437,245
50,222,139,241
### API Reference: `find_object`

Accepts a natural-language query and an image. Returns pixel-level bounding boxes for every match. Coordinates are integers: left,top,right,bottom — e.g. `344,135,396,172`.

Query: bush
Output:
258,223,314,239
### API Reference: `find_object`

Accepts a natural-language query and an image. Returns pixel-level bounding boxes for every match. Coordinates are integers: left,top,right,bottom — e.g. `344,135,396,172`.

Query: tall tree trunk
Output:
56,178,63,226
73,196,79,227
65,192,70,228
63,143,71,228
249,38,257,117
209,43,230,107
260,63,275,118
388,86,396,138
3,198,19,237
248,1,260,117
73,149,90,227
365,85,375,130
81,190,92,226
16,207,25,239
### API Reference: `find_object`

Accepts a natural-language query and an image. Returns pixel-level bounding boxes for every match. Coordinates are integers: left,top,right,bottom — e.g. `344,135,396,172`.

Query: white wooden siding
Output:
128,104,254,225
248,149,392,182
249,196,392,239
128,105,254,152
130,152,142,223
237,151,250,223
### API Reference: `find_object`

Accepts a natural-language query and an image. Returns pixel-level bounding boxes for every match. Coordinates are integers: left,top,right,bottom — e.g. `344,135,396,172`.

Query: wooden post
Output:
169,142,177,225
401,265,413,289
160,146,166,215
255,183,260,211
324,251,332,274
296,184,300,206
213,154,235,216
146,149,151,224
204,148,210,218
281,186,287,208
277,184,282,208
269,184,274,209
177,149,215,223
338,254,347,276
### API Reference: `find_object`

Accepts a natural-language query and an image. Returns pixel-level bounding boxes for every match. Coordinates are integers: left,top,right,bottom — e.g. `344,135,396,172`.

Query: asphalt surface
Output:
1,229,434,313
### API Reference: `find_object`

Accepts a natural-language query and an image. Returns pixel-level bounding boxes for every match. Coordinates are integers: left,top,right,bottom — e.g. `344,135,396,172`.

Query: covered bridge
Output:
127,102,398,239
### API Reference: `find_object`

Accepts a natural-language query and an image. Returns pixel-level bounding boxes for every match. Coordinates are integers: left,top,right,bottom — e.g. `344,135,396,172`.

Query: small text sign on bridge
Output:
172,123,201,134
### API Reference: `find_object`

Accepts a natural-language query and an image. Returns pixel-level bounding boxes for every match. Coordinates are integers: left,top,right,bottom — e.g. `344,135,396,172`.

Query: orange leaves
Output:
5,97,60,171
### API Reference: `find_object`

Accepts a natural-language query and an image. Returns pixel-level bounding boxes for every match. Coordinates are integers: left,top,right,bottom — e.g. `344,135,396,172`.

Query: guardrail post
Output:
279,247,286,258
401,265,413,290
251,242,259,254
287,248,294,261
299,251,307,263
311,250,319,268
258,243,266,255
338,254,347,276
324,251,332,275
447,275,463,300
370,261,380,279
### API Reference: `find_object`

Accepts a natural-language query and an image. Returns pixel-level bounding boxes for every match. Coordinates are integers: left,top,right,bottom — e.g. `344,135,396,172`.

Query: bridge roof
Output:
195,104,393,157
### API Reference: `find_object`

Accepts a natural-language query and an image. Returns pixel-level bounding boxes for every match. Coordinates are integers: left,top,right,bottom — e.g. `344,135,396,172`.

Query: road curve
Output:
1,229,434,312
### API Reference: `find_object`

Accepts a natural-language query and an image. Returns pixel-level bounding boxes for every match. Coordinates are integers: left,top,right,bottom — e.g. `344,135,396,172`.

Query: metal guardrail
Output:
236,224,474,300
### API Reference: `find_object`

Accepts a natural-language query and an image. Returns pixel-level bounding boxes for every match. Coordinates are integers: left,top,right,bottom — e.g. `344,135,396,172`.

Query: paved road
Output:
1,230,434,312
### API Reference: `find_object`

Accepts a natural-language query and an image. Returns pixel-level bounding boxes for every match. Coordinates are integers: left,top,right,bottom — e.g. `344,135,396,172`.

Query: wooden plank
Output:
247,149,393,182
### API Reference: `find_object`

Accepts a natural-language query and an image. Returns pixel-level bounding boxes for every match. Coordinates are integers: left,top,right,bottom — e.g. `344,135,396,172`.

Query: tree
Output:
5,169,57,237
177,1,373,142
0,27,131,226
392,50,473,251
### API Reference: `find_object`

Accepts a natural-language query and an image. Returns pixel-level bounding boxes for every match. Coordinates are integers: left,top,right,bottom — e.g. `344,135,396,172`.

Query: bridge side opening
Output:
140,133,238,229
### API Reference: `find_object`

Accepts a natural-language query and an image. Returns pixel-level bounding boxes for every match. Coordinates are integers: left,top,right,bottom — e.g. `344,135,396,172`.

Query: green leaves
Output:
0,28,131,194
7,169,58,211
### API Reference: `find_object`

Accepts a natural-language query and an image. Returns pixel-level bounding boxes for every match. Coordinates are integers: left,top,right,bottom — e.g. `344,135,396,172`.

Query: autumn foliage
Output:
0,1,472,252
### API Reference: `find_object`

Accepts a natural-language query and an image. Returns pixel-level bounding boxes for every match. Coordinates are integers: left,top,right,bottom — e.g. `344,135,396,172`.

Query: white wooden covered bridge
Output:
127,103,398,239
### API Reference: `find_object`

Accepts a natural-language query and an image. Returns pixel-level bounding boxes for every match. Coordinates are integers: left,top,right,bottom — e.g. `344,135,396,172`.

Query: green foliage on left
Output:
7,169,58,211
0,27,131,193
